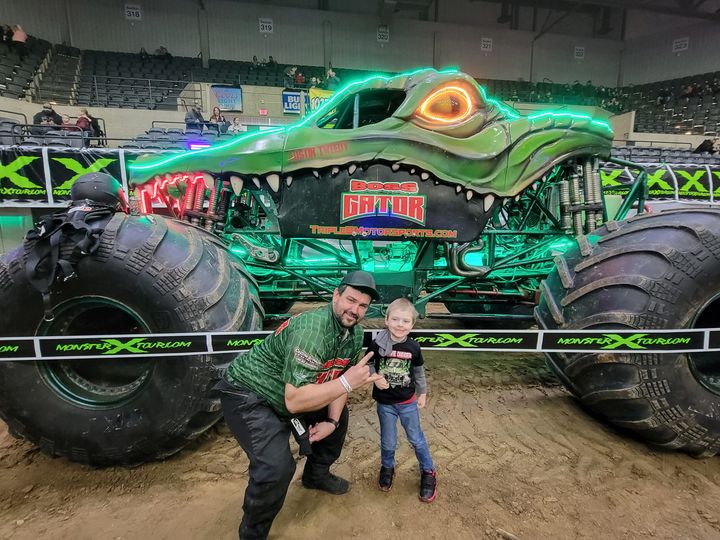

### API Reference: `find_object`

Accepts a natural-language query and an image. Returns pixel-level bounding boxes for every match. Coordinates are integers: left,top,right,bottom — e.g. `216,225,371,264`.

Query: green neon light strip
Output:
478,86,612,132
129,127,285,171
130,67,459,173
130,65,609,173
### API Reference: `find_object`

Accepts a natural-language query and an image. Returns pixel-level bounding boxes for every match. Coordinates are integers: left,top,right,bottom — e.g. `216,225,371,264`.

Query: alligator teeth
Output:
533,182,539,190
421,172,429,180
434,181,439,185
410,168,416,174
312,170,319,178
484,194,495,212
348,164,357,175
391,163,400,171
456,185,462,193
466,190,473,201
202,172,214,189
230,175,244,195
331,167,339,176
285,176,293,187
252,177,261,189
514,195,520,202
502,198,509,206
266,174,280,192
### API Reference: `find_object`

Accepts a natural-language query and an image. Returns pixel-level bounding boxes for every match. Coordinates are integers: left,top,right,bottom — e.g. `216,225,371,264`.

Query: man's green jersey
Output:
225,304,364,417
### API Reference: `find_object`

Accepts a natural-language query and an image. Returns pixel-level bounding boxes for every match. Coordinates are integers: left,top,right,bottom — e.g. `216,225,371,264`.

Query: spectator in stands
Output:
1,25,12,53
655,87,672,107
325,69,341,91
284,65,297,88
61,114,77,132
155,46,172,60
79,108,103,145
208,106,228,133
11,24,27,61
139,47,149,60
693,139,716,154
268,55,276,66
184,103,205,131
251,55,259,69
680,83,697,102
711,78,720,96
31,102,62,134
309,76,319,89
294,71,306,87
228,117,246,135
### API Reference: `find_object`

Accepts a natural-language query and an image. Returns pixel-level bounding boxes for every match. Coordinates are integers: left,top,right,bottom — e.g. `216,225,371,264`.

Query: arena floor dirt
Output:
1,307,719,540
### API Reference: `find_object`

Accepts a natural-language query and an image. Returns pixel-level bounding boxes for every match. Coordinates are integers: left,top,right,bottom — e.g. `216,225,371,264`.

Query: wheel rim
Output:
689,293,720,396
37,297,154,408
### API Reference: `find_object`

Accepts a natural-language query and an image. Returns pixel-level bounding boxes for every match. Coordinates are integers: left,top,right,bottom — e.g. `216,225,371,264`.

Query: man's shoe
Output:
302,472,351,495
419,470,437,503
378,466,394,492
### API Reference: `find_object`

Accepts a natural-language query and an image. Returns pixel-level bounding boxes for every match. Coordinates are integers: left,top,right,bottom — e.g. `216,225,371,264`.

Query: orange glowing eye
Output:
417,86,474,124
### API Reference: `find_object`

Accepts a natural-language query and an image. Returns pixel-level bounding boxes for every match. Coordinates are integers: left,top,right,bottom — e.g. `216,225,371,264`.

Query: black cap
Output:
339,270,379,301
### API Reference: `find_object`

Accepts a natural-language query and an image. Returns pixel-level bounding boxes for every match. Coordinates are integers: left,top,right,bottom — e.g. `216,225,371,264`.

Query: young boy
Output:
368,298,437,503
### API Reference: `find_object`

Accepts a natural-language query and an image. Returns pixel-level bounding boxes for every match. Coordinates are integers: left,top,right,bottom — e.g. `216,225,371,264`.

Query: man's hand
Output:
343,351,382,390
417,394,427,409
309,421,335,443
374,376,389,390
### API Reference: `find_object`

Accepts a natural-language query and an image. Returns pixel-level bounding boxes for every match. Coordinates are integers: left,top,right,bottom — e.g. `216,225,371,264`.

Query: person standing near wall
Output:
11,24,27,61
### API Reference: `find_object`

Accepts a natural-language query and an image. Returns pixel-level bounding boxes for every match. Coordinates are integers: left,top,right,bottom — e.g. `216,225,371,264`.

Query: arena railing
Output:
84,76,204,111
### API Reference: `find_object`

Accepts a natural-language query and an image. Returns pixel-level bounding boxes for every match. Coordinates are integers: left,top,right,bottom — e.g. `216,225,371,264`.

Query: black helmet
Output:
339,270,379,301
70,172,128,211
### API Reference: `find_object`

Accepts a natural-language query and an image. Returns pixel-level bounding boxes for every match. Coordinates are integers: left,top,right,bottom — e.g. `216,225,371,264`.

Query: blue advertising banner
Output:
211,85,243,111
282,90,309,114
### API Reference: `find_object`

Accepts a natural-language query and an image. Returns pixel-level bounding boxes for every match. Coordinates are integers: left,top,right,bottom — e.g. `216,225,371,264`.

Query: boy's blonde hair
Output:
386,298,419,323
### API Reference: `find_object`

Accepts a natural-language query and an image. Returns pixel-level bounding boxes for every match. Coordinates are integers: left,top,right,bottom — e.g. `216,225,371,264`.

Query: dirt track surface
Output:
1,315,720,539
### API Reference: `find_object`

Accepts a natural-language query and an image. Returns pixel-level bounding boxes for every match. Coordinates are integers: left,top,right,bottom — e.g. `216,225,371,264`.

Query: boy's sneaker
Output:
378,466,394,492
419,470,437,503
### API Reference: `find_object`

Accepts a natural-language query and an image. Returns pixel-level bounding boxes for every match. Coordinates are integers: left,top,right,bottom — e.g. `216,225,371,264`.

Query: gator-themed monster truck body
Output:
1,68,719,465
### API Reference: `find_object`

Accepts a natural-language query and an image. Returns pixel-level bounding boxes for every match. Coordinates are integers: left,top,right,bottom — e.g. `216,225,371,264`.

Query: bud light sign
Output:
210,85,243,111
282,90,309,114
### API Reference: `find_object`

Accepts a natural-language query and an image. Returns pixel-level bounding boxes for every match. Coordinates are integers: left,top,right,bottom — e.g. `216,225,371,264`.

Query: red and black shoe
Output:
378,466,394,492
419,470,437,503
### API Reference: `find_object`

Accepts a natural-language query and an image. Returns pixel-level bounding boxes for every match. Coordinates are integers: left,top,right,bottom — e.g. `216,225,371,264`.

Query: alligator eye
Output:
416,85,474,124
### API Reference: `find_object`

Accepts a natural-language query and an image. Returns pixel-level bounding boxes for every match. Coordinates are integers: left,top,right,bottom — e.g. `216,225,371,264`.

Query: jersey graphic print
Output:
379,350,413,387
317,358,350,383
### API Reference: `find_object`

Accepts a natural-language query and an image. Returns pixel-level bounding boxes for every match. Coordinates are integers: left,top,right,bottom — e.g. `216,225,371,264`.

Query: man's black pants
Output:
218,379,349,540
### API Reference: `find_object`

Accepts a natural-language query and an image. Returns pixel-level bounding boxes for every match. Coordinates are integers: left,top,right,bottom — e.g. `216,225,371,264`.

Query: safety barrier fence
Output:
0,327,716,362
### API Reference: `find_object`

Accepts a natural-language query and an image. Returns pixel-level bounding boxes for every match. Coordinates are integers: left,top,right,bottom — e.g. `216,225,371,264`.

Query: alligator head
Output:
129,67,612,221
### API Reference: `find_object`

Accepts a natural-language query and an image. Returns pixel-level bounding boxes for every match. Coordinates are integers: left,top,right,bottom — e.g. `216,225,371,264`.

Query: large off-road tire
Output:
444,299,535,328
535,208,720,456
0,214,262,465
261,299,296,315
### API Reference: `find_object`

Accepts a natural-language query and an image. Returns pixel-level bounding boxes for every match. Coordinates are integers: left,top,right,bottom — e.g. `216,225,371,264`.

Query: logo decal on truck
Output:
341,180,426,224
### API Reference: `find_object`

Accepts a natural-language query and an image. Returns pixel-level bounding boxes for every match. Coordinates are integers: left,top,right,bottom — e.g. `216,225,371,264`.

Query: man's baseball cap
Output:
340,270,379,301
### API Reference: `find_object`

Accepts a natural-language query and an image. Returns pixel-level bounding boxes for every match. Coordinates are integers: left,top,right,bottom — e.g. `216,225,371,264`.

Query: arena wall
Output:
0,0,625,85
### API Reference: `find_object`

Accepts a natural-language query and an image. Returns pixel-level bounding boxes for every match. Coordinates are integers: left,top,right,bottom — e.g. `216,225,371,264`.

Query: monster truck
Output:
0,67,719,465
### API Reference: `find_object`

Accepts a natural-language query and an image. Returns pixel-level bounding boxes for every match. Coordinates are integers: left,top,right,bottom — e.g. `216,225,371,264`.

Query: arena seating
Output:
4,31,720,141
609,145,720,165
0,36,51,99
621,72,720,136
121,125,241,149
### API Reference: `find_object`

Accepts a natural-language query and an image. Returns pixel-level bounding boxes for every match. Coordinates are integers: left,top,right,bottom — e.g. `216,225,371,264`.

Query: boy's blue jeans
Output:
377,401,434,472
